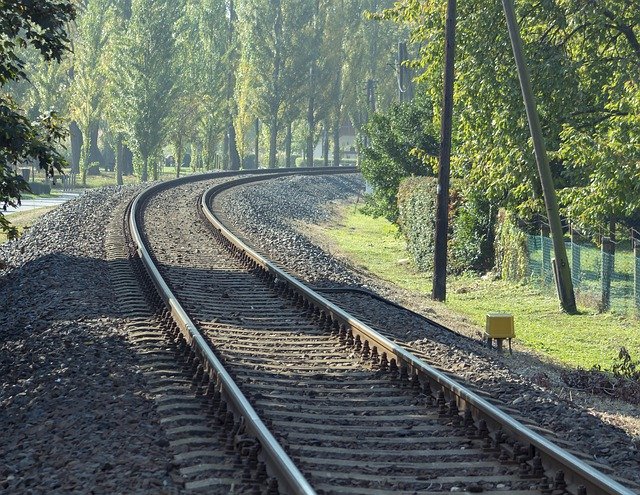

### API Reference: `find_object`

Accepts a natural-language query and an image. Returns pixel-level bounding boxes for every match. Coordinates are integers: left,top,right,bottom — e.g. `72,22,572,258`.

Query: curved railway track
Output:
117,168,637,494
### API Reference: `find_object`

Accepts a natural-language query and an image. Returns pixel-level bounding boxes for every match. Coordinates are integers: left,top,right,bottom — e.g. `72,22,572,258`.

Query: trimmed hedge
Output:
28,182,52,195
397,176,438,271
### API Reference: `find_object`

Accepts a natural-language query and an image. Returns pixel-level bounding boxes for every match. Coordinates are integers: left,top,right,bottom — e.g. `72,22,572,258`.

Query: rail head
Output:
128,170,321,495
201,172,637,495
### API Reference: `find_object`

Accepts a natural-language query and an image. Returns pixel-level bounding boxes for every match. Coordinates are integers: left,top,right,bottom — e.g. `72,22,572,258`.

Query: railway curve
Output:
125,168,637,495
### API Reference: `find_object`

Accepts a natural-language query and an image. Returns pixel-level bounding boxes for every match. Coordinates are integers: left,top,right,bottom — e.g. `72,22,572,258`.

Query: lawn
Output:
0,207,56,244
324,206,640,371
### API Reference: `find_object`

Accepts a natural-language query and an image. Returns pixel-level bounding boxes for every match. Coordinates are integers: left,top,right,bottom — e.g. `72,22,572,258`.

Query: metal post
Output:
634,233,640,315
571,225,581,289
432,0,456,302
601,236,614,311
541,223,551,285
500,0,577,313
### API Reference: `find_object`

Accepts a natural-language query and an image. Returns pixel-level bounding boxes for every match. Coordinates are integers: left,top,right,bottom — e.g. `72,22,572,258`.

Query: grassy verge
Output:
0,207,56,244
324,206,640,370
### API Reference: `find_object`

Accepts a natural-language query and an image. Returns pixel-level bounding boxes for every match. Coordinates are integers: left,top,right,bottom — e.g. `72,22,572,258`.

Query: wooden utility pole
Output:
432,0,457,302
501,0,577,313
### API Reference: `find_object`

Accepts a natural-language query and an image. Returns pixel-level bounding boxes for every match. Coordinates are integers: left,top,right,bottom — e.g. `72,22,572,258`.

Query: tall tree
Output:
70,0,115,184
116,0,182,181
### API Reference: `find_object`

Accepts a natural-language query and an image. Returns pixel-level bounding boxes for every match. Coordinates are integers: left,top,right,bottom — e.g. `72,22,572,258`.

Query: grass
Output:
324,205,640,371
24,166,203,193
0,207,56,244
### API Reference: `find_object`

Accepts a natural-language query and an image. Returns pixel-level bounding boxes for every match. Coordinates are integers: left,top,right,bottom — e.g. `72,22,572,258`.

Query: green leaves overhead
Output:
380,0,639,230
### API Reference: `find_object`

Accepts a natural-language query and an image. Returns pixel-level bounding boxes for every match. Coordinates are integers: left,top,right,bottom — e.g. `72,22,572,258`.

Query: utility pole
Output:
501,0,577,313
432,0,457,302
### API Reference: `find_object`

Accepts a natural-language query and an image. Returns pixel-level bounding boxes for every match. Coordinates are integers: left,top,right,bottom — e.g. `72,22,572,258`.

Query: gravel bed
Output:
0,187,182,494
215,173,640,487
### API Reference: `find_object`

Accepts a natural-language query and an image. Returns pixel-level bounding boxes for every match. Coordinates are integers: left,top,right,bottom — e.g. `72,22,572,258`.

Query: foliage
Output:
396,176,438,271
375,0,640,232
360,95,438,220
0,0,75,237
494,209,528,281
449,188,496,274
114,0,182,181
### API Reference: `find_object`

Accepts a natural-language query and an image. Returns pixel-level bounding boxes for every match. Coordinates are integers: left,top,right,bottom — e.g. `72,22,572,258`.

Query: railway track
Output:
119,168,637,494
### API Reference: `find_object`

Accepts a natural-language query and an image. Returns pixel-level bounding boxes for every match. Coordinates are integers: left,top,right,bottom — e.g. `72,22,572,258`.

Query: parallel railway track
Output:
119,168,636,494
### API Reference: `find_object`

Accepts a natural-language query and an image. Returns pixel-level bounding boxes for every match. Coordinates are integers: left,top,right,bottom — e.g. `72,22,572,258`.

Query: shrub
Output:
27,182,51,195
494,209,528,280
397,176,438,271
360,95,439,222
450,189,497,273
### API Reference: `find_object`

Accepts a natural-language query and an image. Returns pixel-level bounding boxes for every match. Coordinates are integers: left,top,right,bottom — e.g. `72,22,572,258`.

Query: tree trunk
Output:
70,121,82,174
306,96,315,167
223,132,229,170
323,125,329,167
153,158,158,181
116,136,123,186
142,155,148,182
175,134,183,178
87,122,103,167
333,118,340,167
123,146,133,175
285,122,292,168
269,116,278,169
255,118,260,168
228,123,241,171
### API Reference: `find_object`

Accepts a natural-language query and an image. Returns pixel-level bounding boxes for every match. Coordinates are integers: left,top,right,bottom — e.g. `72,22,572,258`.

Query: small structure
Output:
485,313,515,354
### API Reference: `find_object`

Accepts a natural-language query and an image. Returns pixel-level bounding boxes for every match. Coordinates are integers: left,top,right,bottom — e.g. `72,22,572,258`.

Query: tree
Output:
70,0,115,184
115,0,182,181
375,0,638,230
1,1,76,237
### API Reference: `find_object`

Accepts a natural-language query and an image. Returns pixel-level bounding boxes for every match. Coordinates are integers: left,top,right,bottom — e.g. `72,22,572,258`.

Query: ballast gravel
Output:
215,173,640,487
2,172,639,492
0,186,182,494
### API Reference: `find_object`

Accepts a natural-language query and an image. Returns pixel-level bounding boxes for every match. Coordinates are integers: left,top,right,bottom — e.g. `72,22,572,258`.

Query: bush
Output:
360,95,439,222
450,189,497,273
242,154,257,170
27,182,51,195
397,176,438,271
494,209,528,280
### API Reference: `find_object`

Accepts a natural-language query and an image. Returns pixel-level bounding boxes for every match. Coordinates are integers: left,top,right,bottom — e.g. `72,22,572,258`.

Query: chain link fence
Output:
525,227,640,317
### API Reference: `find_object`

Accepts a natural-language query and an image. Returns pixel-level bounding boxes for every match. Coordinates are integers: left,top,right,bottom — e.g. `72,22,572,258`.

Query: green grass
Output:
324,206,640,370
0,207,56,244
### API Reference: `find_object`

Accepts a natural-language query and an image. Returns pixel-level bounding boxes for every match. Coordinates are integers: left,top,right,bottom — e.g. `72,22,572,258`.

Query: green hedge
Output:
449,189,496,274
397,176,438,271
397,177,497,274
28,182,52,195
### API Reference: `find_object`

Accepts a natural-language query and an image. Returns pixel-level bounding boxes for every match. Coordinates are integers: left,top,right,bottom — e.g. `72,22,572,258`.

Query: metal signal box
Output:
485,313,515,339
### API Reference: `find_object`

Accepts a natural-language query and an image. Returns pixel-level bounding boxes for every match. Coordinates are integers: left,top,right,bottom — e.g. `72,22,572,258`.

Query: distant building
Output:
313,120,358,164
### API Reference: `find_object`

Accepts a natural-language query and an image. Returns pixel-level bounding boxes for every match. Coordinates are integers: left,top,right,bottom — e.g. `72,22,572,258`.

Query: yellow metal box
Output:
485,313,515,338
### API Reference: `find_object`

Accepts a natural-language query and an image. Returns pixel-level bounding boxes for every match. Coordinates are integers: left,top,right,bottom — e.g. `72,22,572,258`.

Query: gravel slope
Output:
0,187,181,494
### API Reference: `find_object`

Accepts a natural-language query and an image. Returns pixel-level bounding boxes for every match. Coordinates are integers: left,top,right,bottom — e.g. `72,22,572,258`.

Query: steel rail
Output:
201,172,636,495
128,169,327,495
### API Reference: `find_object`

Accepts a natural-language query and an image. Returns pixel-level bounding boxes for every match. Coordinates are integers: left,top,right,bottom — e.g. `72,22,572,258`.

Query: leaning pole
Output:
501,0,577,313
